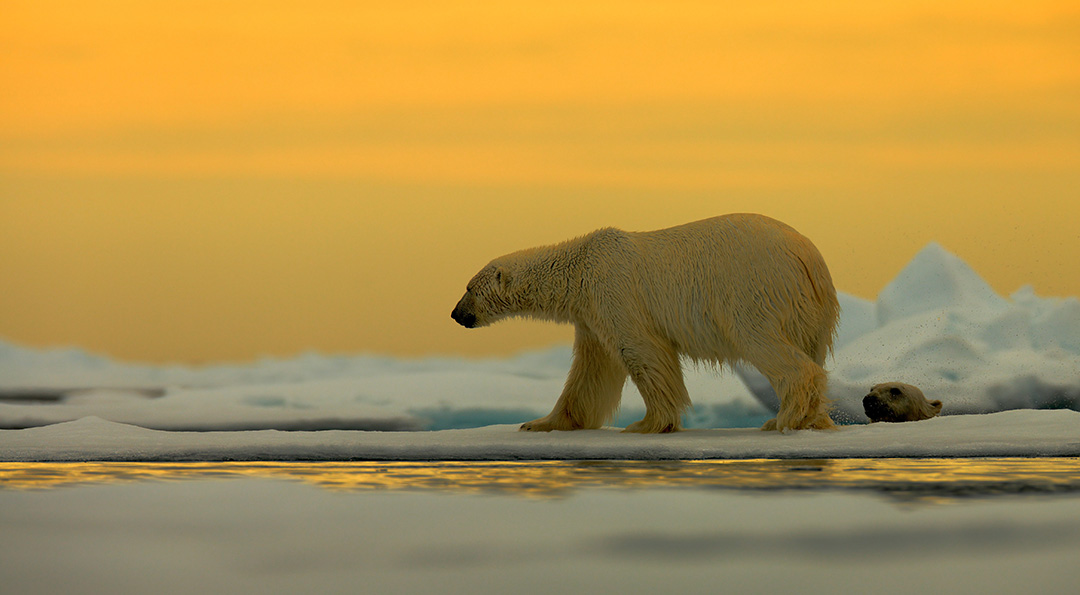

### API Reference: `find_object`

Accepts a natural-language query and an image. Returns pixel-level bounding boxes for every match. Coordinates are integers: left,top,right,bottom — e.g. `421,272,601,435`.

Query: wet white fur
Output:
454,213,840,433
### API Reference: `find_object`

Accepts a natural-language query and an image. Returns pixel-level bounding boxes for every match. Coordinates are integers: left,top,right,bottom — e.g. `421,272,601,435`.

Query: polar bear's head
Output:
862,382,942,423
451,262,518,329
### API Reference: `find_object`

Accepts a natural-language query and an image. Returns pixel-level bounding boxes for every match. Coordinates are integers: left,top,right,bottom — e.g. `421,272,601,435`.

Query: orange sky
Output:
1,1,1078,363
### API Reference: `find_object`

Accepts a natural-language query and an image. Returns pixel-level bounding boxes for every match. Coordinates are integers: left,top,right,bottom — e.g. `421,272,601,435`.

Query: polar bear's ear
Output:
929,400,943,415
495,267,511,291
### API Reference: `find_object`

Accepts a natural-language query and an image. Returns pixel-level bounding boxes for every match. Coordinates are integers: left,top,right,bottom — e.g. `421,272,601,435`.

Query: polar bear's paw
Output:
764,412,836,432
520,414,580,432
621,417,681,434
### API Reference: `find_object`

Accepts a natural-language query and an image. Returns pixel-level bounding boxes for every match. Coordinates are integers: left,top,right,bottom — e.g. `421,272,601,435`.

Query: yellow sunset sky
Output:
1,1,1078,363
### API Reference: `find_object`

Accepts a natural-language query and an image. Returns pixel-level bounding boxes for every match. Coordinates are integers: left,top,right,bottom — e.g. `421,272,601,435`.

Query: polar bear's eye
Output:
889,387,902,397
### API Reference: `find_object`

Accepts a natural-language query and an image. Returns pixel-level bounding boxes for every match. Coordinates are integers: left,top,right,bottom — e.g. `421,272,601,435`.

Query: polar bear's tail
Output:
792,249,841,366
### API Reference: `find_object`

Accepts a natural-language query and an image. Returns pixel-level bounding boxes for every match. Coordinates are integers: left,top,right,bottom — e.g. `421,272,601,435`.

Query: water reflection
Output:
2,458,1078,503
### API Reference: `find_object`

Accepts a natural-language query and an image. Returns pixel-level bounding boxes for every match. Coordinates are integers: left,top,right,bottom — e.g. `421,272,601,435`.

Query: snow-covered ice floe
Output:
1,242,1079,437
1,410,1078,462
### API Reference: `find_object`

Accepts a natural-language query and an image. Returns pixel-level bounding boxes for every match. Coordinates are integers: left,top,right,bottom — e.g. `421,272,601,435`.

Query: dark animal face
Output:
862,382,942,423
450,265,512,329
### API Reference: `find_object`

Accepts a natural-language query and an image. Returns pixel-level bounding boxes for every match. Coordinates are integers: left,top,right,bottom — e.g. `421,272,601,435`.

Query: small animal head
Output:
450,261,519,329
862,382,942,423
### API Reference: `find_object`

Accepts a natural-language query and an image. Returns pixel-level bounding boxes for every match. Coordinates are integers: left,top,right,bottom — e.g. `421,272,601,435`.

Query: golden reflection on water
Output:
2,459,1079,502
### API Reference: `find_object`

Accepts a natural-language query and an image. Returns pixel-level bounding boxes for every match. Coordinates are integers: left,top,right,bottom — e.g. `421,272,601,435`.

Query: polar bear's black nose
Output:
452,293,479,328
451,308,477,328
863,394,886,417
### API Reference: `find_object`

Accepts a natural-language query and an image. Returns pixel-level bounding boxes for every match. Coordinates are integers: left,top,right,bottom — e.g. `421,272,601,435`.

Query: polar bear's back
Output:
621,213,838,363
627,213,828,291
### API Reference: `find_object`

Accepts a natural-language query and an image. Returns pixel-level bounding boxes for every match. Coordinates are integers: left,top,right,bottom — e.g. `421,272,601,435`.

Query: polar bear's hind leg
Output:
752,343,834,432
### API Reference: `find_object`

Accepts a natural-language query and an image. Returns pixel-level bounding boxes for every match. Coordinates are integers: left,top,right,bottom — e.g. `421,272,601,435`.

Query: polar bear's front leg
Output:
618,338,690,433
520,325,627,431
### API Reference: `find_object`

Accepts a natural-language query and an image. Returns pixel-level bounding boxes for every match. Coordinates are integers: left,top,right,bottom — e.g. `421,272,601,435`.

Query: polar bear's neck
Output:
509,235,592,324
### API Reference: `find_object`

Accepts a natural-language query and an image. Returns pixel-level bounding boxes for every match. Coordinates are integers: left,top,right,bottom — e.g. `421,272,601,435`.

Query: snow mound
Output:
825,245,1080,422
738,243,1080,423
875,242,1008,326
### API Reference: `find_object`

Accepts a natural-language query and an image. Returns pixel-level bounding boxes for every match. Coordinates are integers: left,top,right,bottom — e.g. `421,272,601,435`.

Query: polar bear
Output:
451,213,839,433
862,382,942,423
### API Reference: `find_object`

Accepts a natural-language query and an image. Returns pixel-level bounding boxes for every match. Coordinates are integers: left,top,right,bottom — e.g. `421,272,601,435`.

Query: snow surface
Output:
1,410,1078,462
1,242,1079,459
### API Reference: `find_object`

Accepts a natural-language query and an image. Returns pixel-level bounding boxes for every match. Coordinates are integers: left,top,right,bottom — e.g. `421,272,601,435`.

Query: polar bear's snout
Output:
451,294,479,328
862,393,889,419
